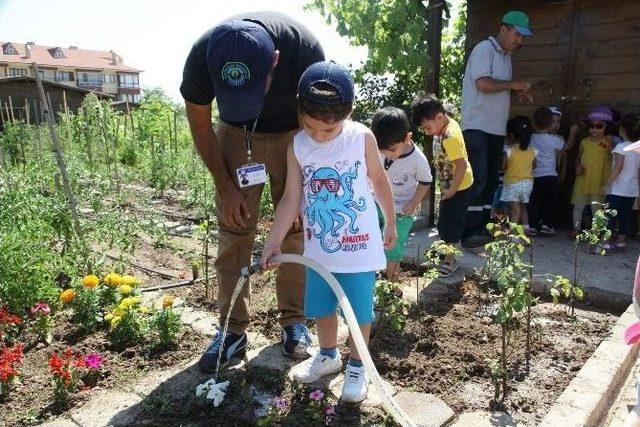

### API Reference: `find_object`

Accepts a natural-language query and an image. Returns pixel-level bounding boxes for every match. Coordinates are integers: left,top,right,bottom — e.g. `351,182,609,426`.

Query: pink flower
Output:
273,396,289,411
309,389,324,401
84,353,103,370
325,405,336,416
30,302,50,316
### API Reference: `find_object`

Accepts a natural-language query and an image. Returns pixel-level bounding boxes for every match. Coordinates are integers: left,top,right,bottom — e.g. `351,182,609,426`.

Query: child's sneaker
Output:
524,226,538,237
539,225,556,235
341,364,368,403
291,352,341,384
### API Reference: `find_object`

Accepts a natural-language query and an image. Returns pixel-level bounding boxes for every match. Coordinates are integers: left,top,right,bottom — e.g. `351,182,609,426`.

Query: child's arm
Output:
402,183,431,216
604,152,624,193
575,139,586,176
441,159,467,200
565,123,581,151
260,144,303,269
364,131,397,250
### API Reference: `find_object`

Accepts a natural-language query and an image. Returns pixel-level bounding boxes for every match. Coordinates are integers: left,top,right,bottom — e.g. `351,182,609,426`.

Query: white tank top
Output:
293,120,386,273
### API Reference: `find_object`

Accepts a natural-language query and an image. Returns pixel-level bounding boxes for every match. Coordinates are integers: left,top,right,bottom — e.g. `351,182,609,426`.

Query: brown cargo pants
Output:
213,122,305,335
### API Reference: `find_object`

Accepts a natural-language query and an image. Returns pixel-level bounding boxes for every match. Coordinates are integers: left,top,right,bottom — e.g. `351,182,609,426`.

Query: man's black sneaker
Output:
198,330,247,374
282,322,312,359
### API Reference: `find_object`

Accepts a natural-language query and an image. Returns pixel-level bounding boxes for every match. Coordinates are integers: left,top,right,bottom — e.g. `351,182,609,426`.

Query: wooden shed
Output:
466,0,640,124
0,76,113,127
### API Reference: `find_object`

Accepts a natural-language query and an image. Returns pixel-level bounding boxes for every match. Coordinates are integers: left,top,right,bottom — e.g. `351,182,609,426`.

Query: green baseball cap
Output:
502,10,533,36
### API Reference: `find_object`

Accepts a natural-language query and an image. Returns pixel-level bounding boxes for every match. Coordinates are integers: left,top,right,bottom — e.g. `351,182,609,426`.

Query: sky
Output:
0,0,462,102
0,0,369,101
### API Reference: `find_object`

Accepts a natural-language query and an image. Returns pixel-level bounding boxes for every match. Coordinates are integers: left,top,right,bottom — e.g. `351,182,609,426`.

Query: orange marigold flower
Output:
60,289,75,303
162,296,174,309
82,274,100,288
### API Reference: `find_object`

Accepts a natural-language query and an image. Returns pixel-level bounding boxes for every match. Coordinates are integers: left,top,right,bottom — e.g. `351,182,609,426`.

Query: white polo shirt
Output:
461,37,512,136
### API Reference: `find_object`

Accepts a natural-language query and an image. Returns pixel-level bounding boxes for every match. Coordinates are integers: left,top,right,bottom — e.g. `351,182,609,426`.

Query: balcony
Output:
76,80,102,91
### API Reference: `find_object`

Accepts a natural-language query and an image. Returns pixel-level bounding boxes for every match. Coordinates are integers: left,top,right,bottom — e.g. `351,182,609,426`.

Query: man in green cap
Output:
460,10,534,248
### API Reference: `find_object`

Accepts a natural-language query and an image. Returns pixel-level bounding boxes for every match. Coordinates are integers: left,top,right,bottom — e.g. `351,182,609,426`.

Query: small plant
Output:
577,202,616,255
485,357,504,402
104,293,149,349
149,295,182,349
0,306,22,344
257,395,290,426
423,240,461,281
551,275,585,318
373,279,409,332
0,343,24,398
29,302,54,344
306,389,337,425
100,272,122,307
49,348,85,406
67,276,103,332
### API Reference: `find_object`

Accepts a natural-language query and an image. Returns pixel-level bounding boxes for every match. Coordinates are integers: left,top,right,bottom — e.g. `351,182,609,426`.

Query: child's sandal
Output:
438,260,459,278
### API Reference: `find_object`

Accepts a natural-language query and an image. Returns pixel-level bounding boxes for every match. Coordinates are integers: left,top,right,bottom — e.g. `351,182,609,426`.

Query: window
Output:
77,72,102,86
7,68,27,77
3,43,17,55
55,71,73,81
38,70,45,79
103,74,116,84
118,73,139,88
54,50,64,58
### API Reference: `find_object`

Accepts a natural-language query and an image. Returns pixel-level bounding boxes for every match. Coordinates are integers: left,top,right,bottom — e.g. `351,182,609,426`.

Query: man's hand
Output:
511,80,532,91
516,89,534,104
219,186,251,230
441,187,456,201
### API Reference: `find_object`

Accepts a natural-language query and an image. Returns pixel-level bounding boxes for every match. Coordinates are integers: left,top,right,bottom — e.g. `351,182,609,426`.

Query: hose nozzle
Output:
240,262,263,278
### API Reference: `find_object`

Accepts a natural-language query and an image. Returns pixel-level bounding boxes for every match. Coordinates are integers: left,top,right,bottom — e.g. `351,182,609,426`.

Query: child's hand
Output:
441,187,456,201
401,201,419,216
570,123,581,135
575,164,585,176
383,225,397,250
260,240,282,270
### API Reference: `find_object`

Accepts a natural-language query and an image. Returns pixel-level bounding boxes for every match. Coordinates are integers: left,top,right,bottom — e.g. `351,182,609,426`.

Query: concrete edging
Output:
539,304,639,427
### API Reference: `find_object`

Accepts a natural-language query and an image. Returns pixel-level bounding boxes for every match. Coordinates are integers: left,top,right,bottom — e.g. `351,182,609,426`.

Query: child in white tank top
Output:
260,61,396,403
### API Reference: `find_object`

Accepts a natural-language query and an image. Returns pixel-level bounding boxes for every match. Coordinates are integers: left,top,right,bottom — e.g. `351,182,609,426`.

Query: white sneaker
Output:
340,364,368,403
291,352,341,384
540,225,556,235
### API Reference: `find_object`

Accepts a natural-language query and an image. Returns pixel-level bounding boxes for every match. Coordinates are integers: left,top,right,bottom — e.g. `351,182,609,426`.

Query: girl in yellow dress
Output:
571,107,614,237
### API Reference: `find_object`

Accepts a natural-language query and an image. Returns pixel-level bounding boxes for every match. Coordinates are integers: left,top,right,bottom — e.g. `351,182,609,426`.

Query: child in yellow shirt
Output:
500,116,537,232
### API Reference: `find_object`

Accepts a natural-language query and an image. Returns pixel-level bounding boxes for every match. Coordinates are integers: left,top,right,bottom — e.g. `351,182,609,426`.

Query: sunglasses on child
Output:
310,178,340,193
588,122,605,130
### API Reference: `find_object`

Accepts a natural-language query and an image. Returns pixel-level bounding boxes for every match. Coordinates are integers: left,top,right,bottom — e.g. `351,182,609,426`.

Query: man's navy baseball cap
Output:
298,61,354,105
206,20,275,122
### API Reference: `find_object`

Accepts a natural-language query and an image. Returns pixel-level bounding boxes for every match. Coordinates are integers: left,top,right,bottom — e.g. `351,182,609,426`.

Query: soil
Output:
1,184,621,426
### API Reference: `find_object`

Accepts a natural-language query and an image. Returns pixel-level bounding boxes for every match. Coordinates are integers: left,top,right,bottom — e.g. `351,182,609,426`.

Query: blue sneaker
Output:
198,330,247,374
282,322,312,359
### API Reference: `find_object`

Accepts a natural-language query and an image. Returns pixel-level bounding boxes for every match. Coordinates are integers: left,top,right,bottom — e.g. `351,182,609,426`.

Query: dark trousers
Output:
605,194,635,237
461,130,505,240
438,188,472,244
528,176,559,229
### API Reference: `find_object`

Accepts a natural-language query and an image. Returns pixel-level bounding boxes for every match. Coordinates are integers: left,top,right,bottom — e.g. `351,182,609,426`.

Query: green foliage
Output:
374,279,409,332
423,240,461,280
576,202,616,254
69,285,102,333
149,306,182,349
440,2,466,108
551,275,584,306
0,122,29,166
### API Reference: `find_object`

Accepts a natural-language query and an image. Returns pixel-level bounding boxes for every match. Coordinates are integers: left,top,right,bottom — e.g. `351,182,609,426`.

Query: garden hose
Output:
243,254,416,427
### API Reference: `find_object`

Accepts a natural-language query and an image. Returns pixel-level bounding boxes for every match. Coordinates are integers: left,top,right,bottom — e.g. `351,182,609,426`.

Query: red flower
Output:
0,343,24,384
0,307,22,326
49,352,64,373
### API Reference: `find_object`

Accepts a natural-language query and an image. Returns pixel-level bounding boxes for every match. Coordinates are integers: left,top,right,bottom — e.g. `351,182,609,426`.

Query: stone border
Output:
540,304,639,426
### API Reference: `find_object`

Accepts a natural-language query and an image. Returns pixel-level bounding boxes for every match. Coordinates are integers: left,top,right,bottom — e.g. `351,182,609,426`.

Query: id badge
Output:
236,163,267,188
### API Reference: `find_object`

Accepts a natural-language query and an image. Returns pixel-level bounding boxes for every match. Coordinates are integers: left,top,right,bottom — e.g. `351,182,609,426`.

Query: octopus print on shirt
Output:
294,121,386,273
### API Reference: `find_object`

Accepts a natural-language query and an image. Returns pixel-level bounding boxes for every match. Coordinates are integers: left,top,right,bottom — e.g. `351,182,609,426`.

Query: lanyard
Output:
243,114,260,163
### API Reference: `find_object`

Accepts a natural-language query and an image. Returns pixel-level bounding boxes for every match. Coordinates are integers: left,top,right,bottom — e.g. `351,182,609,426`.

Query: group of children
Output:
258,60,640,404
495,106,640,252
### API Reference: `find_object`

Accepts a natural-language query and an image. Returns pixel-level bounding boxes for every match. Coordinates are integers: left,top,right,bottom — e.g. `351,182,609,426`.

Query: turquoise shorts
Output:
304,268,375,325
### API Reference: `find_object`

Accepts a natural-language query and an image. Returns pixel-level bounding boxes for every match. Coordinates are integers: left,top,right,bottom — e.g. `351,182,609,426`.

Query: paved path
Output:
403,226,638,309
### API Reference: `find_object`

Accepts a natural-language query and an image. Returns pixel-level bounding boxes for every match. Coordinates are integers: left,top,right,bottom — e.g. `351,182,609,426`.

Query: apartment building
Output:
0,41,142,103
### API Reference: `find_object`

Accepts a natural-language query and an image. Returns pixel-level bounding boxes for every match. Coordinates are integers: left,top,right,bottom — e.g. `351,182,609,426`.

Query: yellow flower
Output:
162,296,174,309
110,316,122,328
120,275,140,287
138,306,151,314
119,285,132,296
104,313,114,322
104,272,122,288
60,289,76,303
113,307,126,317
131,296,142,306
120,297,134,308
82,274,100,288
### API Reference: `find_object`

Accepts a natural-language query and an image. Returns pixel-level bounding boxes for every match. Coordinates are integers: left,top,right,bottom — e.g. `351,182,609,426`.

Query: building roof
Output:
0,42,142,73
0,76,114,98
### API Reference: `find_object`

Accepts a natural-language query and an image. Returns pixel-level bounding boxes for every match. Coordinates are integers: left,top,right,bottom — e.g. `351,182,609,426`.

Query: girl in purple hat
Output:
570,106,614,239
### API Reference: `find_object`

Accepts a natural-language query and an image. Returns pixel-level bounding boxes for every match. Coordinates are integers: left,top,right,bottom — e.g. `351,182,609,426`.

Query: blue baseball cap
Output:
298,61,354,105
206,20,275,122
